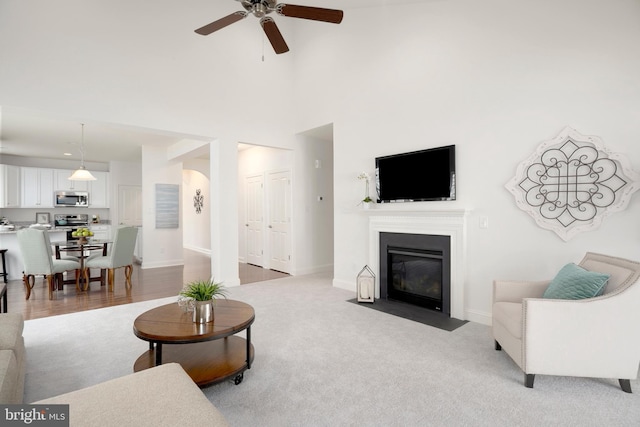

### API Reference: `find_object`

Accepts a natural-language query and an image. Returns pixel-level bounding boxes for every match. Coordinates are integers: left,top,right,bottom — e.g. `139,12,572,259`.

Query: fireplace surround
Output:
367,210,467,320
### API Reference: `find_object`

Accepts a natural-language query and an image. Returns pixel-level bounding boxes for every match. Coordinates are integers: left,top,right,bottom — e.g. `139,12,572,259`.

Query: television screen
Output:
375,145,456,203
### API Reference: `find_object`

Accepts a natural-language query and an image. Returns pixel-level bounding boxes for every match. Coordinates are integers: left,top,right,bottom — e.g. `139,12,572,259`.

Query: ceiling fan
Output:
195,0,344,54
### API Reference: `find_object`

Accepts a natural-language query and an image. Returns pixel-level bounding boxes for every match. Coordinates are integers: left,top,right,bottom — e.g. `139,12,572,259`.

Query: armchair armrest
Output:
523,287,640,379
493,280,550,304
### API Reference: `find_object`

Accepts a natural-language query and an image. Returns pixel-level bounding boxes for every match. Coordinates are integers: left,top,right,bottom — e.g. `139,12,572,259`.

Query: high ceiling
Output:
0,107,209,163
0,1,427,163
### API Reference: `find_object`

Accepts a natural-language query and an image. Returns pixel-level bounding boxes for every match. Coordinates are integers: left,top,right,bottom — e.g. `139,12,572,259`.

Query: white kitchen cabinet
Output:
89,224,111,240
21,167,54,208
0,164,20,208
89,171,109,208
54,169,89,191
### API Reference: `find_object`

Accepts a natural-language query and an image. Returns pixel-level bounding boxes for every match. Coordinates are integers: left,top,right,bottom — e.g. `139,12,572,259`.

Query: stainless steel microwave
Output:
54,191,89,207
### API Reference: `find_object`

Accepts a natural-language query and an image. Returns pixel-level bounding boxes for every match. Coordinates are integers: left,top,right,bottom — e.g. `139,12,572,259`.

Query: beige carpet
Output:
24,273,640,426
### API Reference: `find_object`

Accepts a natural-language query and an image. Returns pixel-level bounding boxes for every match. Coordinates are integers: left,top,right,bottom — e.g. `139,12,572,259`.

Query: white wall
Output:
210,140,239,287
182,168,211,253
293,0,640,324
141,145,184,268
293,134,334,275
109,160,142,227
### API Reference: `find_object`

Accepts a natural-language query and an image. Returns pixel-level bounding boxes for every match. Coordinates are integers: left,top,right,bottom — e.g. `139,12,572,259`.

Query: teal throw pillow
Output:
542,263,610,300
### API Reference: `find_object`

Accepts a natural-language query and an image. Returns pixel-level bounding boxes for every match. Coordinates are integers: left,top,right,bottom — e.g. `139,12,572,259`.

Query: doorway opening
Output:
239,145,293,275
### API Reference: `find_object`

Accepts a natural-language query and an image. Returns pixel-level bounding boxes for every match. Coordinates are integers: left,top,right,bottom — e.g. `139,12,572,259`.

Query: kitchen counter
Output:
0,225,84,234
0,226,23,234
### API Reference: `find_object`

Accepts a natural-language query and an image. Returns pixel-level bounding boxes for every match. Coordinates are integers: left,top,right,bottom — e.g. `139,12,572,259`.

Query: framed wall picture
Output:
155,184,179,229
36,212,50,224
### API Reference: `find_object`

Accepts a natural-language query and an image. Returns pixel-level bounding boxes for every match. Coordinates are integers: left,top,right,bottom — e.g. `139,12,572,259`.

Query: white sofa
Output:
492,252,640,392
0,312,227,424
0,313,26,404
36,363,228,426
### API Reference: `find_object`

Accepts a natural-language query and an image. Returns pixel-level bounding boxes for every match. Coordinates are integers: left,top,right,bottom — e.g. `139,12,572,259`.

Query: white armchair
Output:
492,252,640,393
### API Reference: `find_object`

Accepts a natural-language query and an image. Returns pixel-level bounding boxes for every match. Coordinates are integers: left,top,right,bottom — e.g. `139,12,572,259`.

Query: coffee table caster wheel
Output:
234,373,244,385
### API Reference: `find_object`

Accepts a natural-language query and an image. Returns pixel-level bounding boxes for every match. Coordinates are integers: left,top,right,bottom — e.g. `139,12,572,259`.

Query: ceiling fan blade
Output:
276,4,343,24
195,11,248,35
260,17,289,54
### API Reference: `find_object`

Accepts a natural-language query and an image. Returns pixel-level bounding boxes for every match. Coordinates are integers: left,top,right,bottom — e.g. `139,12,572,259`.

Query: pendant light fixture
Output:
69,123,97,181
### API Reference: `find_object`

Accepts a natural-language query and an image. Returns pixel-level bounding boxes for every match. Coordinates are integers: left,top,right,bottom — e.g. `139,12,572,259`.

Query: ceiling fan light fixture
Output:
69,123,97,181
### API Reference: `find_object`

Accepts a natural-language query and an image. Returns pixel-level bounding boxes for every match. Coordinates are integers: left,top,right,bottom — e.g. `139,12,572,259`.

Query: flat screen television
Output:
375,145,456,203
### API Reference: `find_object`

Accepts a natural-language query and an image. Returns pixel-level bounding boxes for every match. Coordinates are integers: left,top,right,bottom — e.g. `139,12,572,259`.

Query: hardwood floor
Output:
239,262,289,284
5,250,288,321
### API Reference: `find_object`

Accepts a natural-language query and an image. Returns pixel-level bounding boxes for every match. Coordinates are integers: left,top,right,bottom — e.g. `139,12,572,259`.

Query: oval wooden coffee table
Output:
133,299,255,387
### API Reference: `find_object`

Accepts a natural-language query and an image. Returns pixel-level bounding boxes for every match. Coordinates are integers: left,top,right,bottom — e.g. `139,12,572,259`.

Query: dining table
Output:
54,239,112,290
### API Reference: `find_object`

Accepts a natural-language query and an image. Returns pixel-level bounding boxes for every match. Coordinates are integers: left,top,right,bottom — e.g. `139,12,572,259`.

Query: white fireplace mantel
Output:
367,209,469,320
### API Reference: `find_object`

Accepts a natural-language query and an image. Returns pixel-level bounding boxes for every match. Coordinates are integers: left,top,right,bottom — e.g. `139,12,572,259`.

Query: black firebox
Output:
380,232,451,316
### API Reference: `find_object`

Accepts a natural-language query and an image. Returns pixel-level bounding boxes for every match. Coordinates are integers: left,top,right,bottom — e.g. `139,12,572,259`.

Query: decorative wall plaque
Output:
193,189,204,214
505,127,639,241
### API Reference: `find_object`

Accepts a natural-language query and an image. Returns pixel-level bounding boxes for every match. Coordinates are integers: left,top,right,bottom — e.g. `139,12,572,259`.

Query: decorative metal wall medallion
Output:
193,189,204,214
505,126,639,241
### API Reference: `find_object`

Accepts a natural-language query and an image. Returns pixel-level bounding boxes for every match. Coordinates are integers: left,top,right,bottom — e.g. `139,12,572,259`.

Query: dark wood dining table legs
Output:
54,241,109,290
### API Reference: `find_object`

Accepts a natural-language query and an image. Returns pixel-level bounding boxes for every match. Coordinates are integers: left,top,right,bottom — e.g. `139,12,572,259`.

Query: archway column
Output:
209,138,240,287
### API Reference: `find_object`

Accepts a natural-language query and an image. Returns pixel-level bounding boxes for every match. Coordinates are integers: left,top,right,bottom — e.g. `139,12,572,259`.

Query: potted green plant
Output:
179,279,228,323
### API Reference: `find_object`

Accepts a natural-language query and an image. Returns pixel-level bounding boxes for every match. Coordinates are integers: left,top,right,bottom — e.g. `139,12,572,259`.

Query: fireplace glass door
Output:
388,247,443,311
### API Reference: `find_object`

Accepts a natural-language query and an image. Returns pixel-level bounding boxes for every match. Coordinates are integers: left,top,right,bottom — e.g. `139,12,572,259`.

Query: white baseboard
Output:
293,263,333,276
183,245,211,256
141,259,184,269
464,309,492,325
333,278,356,293
223,277,241,288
